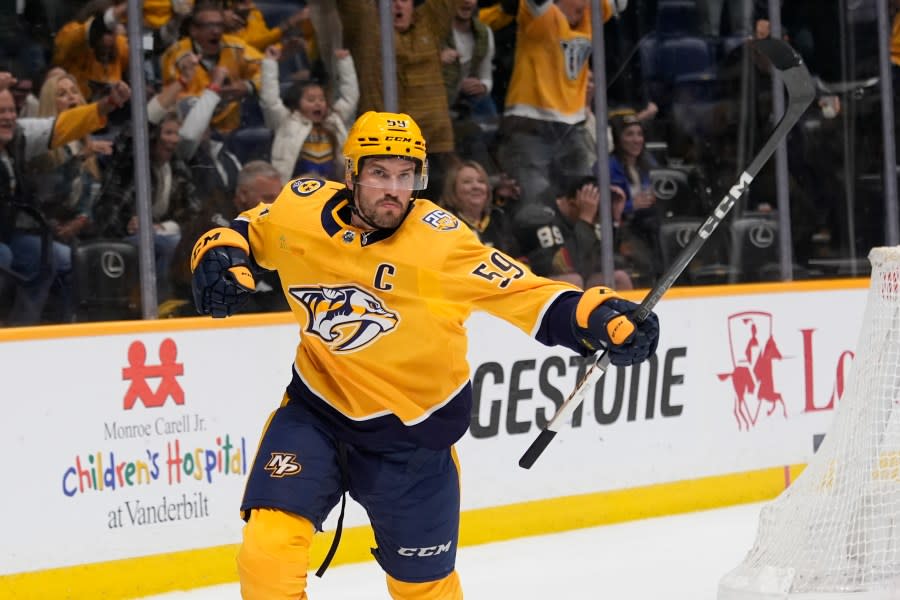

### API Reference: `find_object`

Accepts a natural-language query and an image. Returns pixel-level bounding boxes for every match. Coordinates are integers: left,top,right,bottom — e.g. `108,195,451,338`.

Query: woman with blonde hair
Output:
440,159,519,255
28,72,111,243
9,72,112,322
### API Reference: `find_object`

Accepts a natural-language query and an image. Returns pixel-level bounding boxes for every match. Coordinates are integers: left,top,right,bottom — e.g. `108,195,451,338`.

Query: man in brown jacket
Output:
337,0,457,198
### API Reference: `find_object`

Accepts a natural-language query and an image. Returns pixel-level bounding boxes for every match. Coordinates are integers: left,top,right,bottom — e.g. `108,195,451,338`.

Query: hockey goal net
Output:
718,247,900,600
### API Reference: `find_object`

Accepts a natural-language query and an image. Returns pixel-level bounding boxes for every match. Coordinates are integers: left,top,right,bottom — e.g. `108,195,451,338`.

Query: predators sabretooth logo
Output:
289,284,399,352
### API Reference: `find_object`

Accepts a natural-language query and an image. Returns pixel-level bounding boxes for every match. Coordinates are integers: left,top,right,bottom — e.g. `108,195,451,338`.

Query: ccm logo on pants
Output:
398,542,453,557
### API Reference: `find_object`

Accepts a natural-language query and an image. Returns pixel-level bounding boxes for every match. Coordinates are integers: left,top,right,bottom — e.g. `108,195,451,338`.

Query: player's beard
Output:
357,195,408,230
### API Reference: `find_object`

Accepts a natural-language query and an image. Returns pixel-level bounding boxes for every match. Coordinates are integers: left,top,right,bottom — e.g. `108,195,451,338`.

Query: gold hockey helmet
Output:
343,111,428,190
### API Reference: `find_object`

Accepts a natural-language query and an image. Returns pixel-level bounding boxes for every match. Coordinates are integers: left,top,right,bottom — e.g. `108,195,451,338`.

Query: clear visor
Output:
352,158,429,191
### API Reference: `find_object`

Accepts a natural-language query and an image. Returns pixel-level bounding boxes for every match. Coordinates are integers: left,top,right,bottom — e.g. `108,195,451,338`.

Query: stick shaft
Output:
518,39,815,470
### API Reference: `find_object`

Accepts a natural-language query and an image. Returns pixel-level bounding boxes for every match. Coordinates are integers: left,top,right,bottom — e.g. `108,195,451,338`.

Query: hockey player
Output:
190,111,660,599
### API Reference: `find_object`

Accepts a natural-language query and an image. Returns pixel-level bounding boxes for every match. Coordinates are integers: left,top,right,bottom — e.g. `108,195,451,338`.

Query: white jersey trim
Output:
405,378,469,426
504,104,586,125
529,288,576,338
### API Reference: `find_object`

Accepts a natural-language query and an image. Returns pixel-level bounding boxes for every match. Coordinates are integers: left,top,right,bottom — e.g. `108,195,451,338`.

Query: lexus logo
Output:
675,226,693,248
653,175,678,201
101,250,126,278
748,223,775,248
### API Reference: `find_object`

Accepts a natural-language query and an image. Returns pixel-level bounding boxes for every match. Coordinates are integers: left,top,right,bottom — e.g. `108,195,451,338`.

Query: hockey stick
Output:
519,38,815,469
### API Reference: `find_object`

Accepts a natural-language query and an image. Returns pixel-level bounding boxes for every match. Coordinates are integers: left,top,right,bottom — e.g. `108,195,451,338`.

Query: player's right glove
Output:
572,286,659,367
190,227,256,318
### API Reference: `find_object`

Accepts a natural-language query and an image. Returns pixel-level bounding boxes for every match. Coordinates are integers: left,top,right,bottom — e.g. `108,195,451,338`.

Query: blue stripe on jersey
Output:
230,218,250,240
535,291,590,355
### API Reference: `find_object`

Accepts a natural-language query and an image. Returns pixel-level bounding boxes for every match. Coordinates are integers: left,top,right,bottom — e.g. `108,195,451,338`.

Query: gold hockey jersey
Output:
504,0,613,123
233,178,582,449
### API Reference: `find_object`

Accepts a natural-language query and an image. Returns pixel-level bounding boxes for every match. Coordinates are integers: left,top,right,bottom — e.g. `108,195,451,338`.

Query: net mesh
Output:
718,247,900,598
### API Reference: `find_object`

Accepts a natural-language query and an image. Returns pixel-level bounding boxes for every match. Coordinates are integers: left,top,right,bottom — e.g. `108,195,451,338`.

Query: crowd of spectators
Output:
0,0,884,326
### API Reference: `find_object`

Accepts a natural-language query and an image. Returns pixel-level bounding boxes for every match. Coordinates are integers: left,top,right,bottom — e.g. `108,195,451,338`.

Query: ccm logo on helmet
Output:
397,541,453,557
385,136,412,142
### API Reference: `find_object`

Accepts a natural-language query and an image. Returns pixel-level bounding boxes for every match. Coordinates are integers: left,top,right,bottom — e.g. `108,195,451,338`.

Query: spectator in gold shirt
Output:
160,2,263,134
226,0,311,54
52,1,129,102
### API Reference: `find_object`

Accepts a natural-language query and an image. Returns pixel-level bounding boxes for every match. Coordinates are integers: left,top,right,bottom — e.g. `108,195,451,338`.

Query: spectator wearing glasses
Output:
160,1,263,134
0,70,130,324
5,63,43,118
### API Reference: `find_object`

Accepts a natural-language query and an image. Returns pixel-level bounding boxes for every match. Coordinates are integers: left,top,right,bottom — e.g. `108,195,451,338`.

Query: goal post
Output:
718,247,900,599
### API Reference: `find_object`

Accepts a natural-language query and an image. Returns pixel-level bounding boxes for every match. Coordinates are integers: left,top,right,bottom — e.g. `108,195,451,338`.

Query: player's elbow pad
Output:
190,227,256,318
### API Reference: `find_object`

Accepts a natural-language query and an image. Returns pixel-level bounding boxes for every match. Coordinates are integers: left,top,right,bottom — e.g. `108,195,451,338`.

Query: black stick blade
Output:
519,429,558,469
751,37,802,71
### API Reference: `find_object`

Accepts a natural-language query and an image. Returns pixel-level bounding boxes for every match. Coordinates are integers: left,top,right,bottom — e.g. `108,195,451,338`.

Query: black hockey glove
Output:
190,227,256,318
572,287,660,367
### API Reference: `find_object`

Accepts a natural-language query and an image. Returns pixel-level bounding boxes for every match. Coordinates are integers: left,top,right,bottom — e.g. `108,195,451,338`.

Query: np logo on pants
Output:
264,452,303,478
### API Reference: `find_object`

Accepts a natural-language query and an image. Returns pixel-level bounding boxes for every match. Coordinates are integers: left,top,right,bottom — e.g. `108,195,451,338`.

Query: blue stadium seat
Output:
640,35,715,109
673,71,719,102
656,0,702,37
240,96,266,128
671,72,721,138
721,35,747,57
638,37,659,81
657,37,714,81
638,37,670,104
225,126,274,164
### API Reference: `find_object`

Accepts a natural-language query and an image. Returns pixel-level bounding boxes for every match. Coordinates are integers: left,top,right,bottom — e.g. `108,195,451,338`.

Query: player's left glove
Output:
190,227,256,318
572,286,659,366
